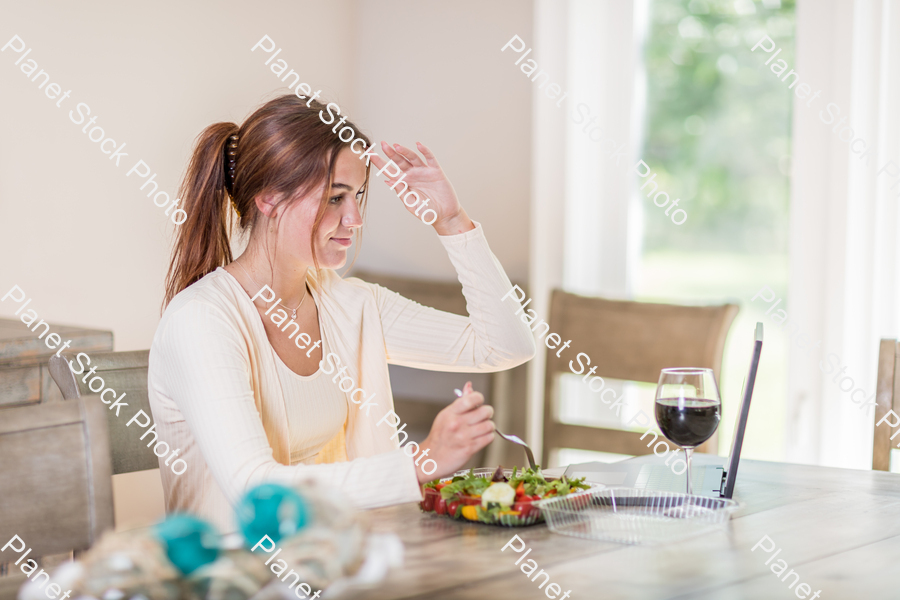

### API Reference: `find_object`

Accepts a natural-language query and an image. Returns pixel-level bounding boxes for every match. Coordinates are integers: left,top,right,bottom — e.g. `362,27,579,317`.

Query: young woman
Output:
147,94,535,532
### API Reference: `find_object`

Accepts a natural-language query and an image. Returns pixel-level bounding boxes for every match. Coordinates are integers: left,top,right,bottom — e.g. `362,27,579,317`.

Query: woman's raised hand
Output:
415,381,494,484
370,142,474,236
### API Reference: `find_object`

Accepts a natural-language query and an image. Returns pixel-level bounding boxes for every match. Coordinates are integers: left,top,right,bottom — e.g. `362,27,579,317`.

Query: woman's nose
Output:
342,206,363,228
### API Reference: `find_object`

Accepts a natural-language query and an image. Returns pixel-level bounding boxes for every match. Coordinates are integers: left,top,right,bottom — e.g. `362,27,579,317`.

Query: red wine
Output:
655,398,720,448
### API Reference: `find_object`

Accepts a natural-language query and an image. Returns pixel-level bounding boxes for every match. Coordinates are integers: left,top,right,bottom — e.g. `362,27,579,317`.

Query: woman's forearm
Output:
241,449,423,509
376,222,537,371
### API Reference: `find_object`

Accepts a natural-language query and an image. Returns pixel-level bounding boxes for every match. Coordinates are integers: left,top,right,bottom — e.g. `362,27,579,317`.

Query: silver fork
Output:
455,388,537,470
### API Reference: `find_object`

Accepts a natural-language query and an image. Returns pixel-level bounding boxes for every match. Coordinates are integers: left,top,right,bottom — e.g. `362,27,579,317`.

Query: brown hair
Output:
163,94,371,309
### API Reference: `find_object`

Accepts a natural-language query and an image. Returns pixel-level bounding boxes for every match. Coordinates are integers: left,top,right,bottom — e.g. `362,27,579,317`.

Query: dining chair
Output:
872,339,900,471
541,289,739,466
48,350,159,474
0,395,114,568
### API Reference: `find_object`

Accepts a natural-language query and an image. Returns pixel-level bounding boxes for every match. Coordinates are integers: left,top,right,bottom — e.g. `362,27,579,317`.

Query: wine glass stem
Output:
684,447,694,495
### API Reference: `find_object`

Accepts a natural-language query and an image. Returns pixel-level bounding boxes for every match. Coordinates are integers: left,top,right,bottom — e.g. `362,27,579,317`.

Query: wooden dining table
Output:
339,453,900,600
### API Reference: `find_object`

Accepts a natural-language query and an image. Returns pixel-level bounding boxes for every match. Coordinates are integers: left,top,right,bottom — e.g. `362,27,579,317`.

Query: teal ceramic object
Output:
154,514,221,575
237,483,310,548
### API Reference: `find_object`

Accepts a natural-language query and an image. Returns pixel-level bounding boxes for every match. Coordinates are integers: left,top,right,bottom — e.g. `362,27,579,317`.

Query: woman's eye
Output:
330,195,343,204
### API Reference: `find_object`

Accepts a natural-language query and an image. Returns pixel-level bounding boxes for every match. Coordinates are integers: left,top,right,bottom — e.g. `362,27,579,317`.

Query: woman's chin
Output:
318,252,348,270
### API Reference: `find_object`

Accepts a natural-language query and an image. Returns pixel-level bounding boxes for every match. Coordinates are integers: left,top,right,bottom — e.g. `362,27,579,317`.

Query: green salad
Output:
420,466,590,525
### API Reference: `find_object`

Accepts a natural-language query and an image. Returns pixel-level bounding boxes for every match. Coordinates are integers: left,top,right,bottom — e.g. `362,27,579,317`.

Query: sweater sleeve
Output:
151,300,422,510
370,222,536,372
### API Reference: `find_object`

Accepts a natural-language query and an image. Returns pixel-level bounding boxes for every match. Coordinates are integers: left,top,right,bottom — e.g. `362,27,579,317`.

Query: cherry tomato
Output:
513,500,532,518
448,500,461,518
435,498,447,516
421,491,435,512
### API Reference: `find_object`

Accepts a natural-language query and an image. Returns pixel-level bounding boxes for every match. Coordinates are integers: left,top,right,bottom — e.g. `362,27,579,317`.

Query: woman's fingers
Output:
464,404,493,425
379,141,404,164
473,419,495,437
451,391,484,413
379,142,412,175
471,429,496,451
380,141,419,169
391,143,426,168
416,142,441,169
415,142,439,167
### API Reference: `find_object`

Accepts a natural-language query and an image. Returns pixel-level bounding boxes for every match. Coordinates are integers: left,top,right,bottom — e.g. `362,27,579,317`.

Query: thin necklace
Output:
234,261,308,320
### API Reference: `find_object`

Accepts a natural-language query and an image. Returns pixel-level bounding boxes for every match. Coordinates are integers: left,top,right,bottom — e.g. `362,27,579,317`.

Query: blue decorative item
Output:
154,514,221,575
237,483,310,549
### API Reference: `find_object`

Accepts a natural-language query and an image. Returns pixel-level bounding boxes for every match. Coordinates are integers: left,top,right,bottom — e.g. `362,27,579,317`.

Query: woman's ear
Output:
254,193,280,218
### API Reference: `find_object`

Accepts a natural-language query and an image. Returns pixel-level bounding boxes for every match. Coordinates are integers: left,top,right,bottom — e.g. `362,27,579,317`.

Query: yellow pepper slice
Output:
461,505,479,521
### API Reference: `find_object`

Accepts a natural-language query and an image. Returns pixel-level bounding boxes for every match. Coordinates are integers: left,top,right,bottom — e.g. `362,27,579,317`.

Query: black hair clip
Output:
224,134,239,196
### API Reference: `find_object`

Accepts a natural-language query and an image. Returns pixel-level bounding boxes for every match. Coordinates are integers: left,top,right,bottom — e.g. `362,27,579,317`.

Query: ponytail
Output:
163,122,238,308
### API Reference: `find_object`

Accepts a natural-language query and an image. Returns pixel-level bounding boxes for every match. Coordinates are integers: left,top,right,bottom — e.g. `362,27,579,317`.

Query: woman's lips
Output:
331,237,352,247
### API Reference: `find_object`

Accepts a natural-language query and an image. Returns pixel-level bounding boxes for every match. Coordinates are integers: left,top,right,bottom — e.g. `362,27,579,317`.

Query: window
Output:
554,0,796,465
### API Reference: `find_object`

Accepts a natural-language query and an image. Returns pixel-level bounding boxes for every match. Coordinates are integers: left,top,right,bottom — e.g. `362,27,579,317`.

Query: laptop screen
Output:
721,322,763,498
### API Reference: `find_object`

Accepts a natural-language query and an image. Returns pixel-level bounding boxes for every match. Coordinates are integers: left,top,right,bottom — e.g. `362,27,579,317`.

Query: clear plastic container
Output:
536,487,741,545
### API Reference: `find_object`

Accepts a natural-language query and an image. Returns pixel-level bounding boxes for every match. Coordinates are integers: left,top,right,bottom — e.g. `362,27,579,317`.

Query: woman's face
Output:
272,146,367,270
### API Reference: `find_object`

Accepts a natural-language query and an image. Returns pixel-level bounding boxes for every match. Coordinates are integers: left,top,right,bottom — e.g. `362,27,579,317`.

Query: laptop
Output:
562,322,764,499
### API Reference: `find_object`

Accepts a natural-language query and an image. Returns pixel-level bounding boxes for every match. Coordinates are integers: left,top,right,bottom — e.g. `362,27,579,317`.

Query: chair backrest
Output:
873,339,900,471
0,395,114,562
350,270,471,315
48,350,158,474
542,289,739,465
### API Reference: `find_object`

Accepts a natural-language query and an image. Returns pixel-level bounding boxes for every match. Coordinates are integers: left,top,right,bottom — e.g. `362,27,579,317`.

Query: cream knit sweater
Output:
147,223,535,532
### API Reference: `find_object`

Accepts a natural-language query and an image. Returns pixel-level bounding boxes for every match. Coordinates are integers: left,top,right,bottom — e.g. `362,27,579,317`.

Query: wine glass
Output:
655,368,721,503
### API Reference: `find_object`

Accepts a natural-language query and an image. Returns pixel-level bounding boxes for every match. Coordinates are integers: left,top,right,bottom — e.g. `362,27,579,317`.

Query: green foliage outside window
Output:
641,0,796,252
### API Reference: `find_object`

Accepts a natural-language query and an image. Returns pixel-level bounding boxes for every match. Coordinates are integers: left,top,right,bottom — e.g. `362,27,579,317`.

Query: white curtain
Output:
562,0,646,299
787,0,900,469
